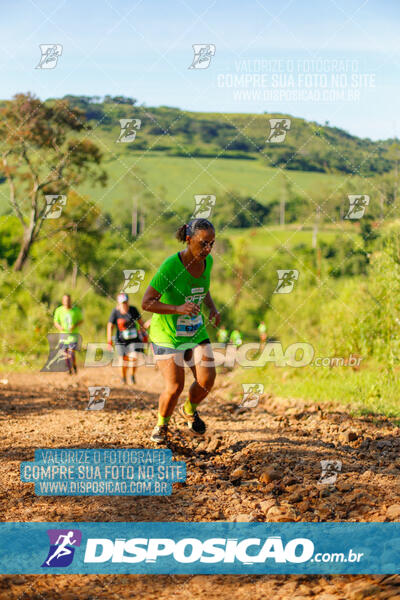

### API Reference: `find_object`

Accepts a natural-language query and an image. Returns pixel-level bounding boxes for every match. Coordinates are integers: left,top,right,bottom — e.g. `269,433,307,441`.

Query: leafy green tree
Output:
0,216,23,267
0,93,107,270
34,190,105,287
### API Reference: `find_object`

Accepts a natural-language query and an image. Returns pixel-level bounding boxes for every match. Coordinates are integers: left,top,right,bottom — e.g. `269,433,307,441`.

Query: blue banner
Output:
0,522,399,574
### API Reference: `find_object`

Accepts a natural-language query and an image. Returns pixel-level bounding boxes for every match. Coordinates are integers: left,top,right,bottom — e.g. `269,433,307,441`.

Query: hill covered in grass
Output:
60,94,397,175
0,94,397,227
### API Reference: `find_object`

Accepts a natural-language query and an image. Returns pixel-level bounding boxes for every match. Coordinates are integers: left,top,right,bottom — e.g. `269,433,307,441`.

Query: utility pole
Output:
280,175,287,227
280,198,285,226
313,205,322,285
312,205,321,249
317,246,322,285
71,222,78,288
139,212,145,235
132,195,138,238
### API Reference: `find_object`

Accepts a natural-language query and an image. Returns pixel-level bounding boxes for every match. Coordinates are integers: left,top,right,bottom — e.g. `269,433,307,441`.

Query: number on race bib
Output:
176,314,203,337
121,328,138,341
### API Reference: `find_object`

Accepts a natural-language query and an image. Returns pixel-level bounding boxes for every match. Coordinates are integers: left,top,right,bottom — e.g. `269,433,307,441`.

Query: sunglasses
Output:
197,240,215,249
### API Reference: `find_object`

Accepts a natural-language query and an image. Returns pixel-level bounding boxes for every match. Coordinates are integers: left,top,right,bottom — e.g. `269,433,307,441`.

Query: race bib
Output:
176,314,203,337
121,328,138,341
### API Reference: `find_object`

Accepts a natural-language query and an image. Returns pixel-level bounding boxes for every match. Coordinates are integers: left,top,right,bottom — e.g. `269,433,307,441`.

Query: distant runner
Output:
217,325,229,344
107,293,147,385
142,218,220,444
53,295,83,375
258,320,267,346
229,329,242,347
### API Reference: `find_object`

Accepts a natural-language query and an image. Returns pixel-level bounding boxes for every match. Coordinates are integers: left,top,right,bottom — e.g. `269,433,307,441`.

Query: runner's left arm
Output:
53,308,62,332
204,291,221,327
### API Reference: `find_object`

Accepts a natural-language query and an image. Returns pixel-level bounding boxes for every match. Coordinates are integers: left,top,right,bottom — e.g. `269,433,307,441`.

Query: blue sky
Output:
0,0,399,140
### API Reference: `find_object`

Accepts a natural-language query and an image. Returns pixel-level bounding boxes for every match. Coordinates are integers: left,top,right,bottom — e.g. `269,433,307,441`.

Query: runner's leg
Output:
129,354,137,378
150,354,185,443
122,355,128,382
64,347,72,374
71,348,77,373
156,355,185,417
178,343,216,435
126,352,137,383
187,342,216,406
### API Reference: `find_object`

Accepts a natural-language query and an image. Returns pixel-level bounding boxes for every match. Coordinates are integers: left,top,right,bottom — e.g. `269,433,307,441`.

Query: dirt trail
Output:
1,363,400,599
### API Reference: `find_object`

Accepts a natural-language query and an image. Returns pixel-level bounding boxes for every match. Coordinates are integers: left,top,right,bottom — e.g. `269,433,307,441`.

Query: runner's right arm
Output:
107,322,114,347
142,285,200,316
107,309,117,347
53,308,63,332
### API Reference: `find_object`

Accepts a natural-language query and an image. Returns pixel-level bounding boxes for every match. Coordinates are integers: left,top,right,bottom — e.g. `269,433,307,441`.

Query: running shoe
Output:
121,376,127,385
129,374,136,385
179,405,206,435
150,425,169,444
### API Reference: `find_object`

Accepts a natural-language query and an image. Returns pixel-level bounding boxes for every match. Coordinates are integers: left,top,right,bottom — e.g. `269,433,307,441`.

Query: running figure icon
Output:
45,531,77,566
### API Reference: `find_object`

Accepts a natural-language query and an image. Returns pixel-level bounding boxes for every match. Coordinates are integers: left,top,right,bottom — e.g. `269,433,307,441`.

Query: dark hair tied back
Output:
175,218,214,243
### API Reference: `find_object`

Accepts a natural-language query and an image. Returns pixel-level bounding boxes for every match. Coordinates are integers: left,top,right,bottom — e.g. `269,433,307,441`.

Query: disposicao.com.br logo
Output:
36,526,370,574
81,536,361,565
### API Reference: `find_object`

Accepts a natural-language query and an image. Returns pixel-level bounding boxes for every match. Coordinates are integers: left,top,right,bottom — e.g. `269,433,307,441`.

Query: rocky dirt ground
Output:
1,362,400,599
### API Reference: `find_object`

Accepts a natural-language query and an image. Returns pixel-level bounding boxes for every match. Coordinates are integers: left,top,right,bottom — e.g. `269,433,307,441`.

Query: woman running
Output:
142,218,220,444
107,293,147,384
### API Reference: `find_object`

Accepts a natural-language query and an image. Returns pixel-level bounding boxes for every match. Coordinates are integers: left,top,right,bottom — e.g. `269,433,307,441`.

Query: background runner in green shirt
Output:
258,320,267,346
53,294,83,374
229,329,242,347
217,325,229,344
142,218,220,444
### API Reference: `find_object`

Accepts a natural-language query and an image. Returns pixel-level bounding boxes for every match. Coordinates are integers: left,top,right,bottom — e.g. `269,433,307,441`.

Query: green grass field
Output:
0,112,360,217
77,154,348,211
224,225,361,255
0,154,347,216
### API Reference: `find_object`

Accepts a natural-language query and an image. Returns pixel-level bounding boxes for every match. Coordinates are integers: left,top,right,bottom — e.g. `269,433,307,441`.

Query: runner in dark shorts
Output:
107,293,147,385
